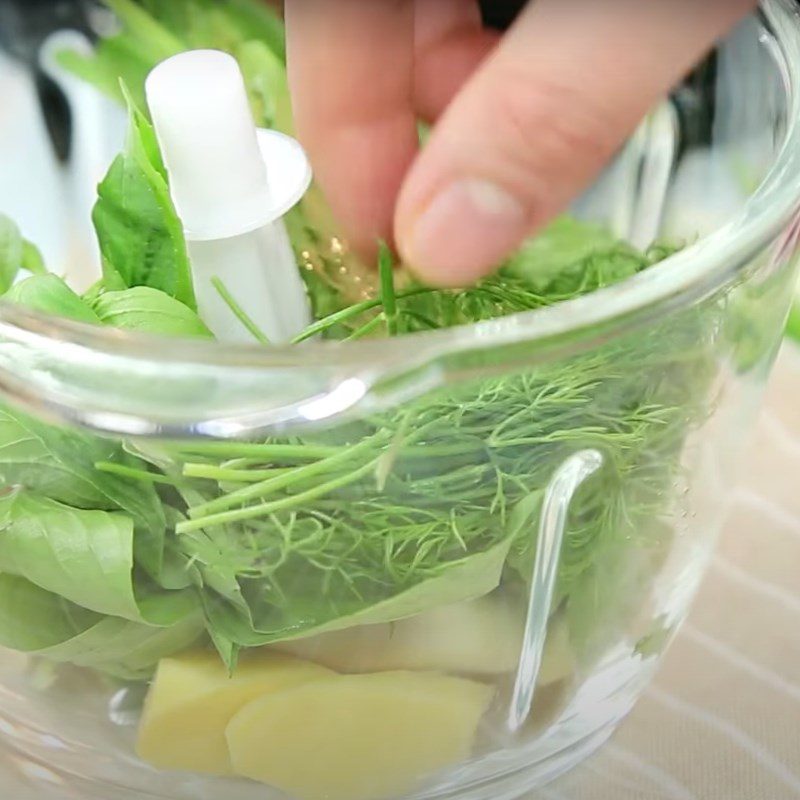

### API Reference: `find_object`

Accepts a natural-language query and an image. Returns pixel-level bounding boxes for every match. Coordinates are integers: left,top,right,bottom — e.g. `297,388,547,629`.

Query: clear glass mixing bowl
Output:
0,3,799,799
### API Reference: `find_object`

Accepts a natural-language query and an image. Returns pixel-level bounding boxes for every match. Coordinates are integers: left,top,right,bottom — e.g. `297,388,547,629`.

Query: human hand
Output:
285,0,755,286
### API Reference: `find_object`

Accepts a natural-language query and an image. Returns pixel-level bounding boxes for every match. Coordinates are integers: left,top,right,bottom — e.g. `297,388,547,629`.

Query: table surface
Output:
1,346,799,800
541,344,800,800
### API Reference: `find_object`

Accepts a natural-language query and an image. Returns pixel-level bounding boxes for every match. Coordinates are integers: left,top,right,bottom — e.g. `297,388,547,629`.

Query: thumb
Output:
396,0,755,287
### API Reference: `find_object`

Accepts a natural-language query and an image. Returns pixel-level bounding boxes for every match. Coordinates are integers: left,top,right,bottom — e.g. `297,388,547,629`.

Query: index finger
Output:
285,0,418,259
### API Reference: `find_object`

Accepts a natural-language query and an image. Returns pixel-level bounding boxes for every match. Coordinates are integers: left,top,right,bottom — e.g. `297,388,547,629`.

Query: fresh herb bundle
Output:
0,0,720,679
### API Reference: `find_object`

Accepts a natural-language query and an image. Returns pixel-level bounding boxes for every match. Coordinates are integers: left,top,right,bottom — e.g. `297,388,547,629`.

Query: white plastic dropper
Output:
145,50,312,344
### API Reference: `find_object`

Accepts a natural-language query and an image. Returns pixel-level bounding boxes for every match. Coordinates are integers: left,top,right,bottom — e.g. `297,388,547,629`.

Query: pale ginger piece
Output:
272,596,575,686
272,595,524,675
537,615,575,687
226,671,495,800
136,650,332,775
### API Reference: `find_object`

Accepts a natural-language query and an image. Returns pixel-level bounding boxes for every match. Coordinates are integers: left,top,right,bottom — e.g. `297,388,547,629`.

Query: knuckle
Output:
483,68,618,195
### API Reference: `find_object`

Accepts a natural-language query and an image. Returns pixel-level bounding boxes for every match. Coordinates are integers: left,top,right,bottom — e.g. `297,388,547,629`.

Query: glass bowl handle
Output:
507,449,604,733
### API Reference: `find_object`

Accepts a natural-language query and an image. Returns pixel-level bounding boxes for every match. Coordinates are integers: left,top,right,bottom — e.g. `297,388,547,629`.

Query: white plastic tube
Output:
145,50,312,343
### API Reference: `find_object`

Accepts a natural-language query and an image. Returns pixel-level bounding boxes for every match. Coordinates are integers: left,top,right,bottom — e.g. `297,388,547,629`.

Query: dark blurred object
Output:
476,0,718,155
0,0,94,64
480,0,528,30
674,58,718,156
0,0,100,162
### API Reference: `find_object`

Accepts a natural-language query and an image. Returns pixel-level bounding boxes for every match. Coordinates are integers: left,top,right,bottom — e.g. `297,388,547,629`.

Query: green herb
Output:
0,226,711,678
200,537,516,654
21,240,46,275
378,243,399,336
0,488,194,624
0,214,23,292
0,406,167,579
0,216,45,290
93,88,196,309
505,216,621,288
211,276,271,344
92,286,213,339
0,574,203,681
4,275,102,324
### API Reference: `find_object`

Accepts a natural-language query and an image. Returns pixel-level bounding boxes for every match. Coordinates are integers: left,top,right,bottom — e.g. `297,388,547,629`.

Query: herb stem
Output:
177,443,343,460
182,464,295,482
400,442,488,458
291,287,432,344
177,457,380,533
189,437,380,518
378,243,398,336
345,314,384,342
211,276,271,345
94,461,183,485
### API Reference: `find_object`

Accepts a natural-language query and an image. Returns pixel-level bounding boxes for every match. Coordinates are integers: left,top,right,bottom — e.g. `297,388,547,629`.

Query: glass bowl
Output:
0,3,799,799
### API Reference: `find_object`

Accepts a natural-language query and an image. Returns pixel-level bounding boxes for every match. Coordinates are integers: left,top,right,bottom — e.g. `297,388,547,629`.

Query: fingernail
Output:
403,178,529,285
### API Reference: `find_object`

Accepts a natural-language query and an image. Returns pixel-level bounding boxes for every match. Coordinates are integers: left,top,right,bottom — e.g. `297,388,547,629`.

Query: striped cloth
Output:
544,343,800,800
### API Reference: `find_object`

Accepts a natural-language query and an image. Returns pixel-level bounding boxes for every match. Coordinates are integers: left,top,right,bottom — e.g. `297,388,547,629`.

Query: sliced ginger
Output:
271,595,524,675
136,650,332,775
272,597,575,687
136,602,570,796
226,671,495,800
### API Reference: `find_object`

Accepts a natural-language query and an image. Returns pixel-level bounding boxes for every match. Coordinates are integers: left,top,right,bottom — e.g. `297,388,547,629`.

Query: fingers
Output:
396,0,757,286
413,0,499,122
285,0,418,258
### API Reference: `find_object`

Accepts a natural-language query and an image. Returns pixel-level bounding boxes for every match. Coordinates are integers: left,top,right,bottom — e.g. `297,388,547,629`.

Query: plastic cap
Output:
145,50,273,240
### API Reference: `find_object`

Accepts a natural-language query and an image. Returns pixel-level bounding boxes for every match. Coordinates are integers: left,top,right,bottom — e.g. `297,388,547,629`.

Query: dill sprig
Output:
139,223,715,657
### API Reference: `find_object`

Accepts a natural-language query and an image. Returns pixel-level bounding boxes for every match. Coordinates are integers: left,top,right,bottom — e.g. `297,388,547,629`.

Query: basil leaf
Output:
0,489,141,619
21,241,46,275
0,574,203,680
198,535,514,649
0,214,23,293
0,406,166,579
93,286,213,339
93,91,196,310
0,489,196,626
4,274,102,324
